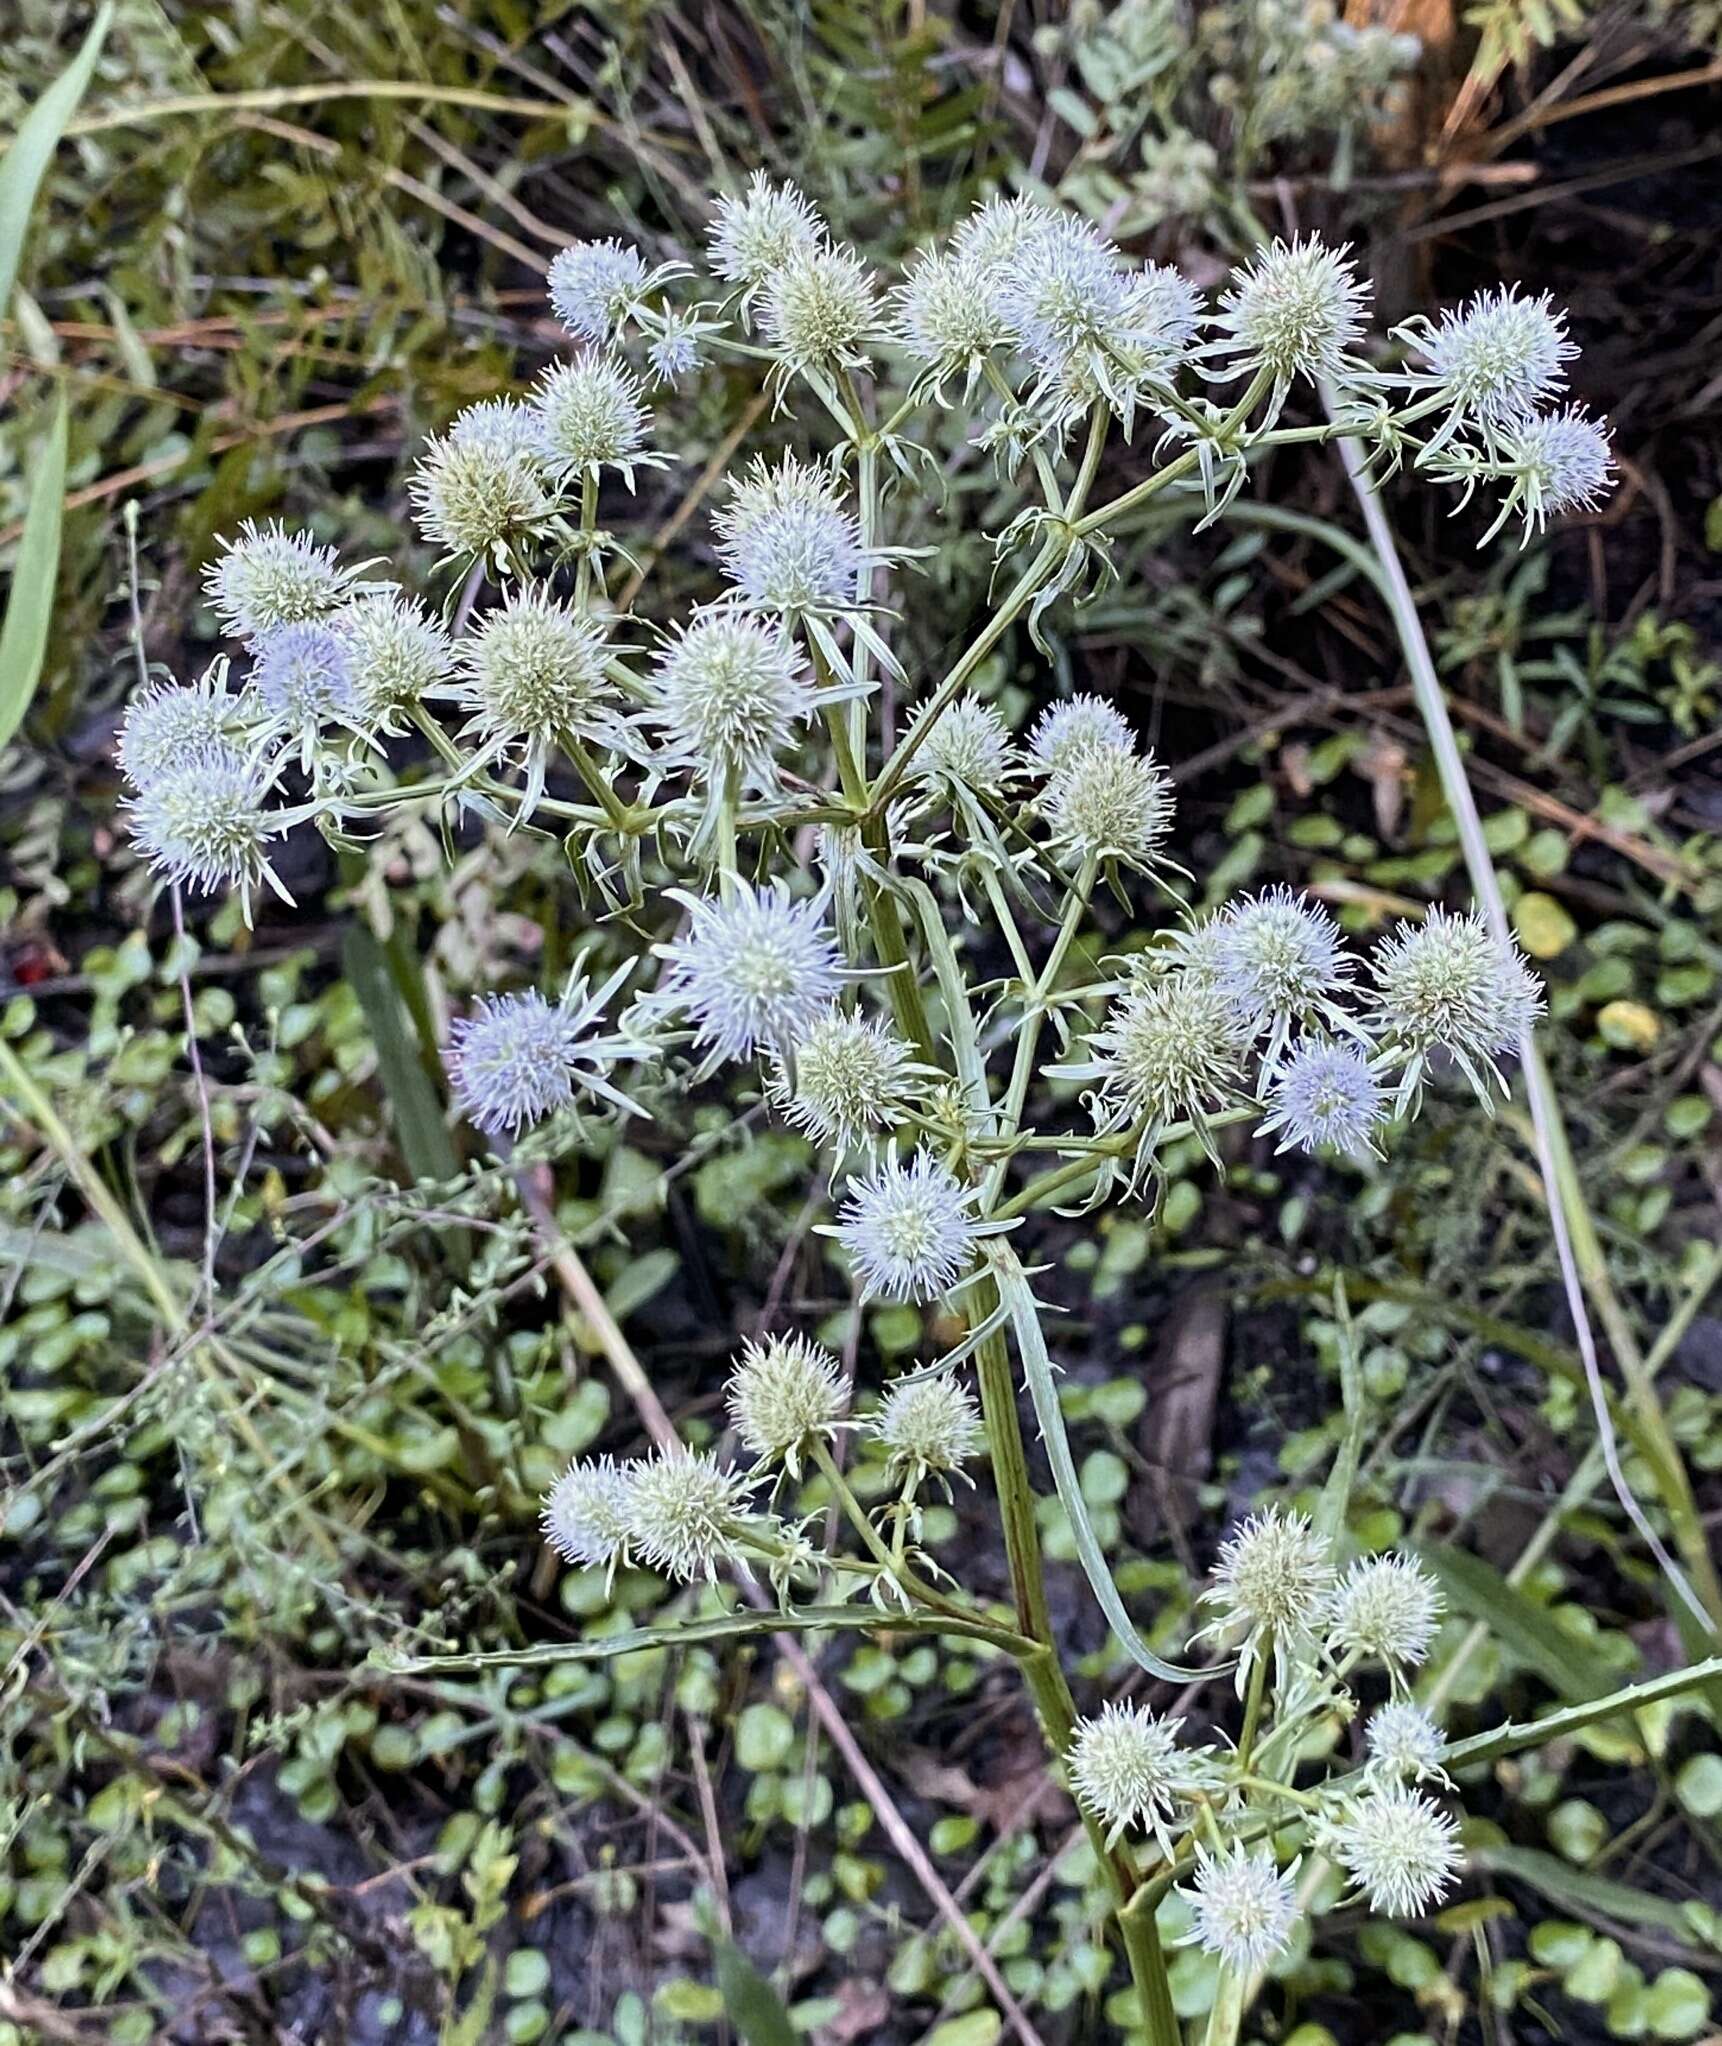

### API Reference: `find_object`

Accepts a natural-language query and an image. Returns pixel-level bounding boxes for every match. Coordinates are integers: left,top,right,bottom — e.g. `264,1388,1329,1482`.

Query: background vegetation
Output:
3,2,1722,2042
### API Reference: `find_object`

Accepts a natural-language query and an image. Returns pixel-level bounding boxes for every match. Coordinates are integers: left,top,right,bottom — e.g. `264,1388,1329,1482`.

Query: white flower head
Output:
125,743,287,914
1366,1701,1449,1785
205,520,354,641
774,1006,920,1152
116,675,243,789
1068,1703,1214,1852
409,430,553,564
645,307,711,385
1408,285,1576,432
1370,908,1542,1105
1215,235,1370,390
1043,745,1174,869
709,173,826,293
953,194,1059,279
727,1333,847,1474
1326,1786,1463,1918
336,590,456,724
1083,974,1244,1134
449,398,547,463
448,966,648,1139
906,696,1017,799
1027,693,1135,777
646,612,814,790
1259,1040,1386,1157
547,238,649,341
1213,886,1352,1041
249,622,360,733
1200,1508,1333,1686
542,1455,636,1572
529,351,658,481
1185,1845,1301,1972
653,878,845,1067
715,454,866,615
1502,405,1614,531
1326,1553,1443,1670
760,242,881,380
455,589,618,812
872,1373,984,1483
623,1449,754,1582
894,248,1010,385
992,215,1133,372
834,1149,980,1302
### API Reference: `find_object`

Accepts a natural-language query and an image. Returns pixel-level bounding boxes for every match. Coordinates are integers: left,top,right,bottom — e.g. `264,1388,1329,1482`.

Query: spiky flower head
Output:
1085,974,1244,1131
775,1006,920,1151
1502,406,1614,529
448,964,647,1139
1204,1508,1334,1659
336,591,455,722
1259,1040,1385,1157
646,612,814,788
530,351,656,479
457,588,615,748
761,242,881,378
116,677,241,789
409,431,553,562
1366,1702,1448,1785
1215,235,1370,389
1327,1786,1463,1917
1212,886,1351,1037
715,454,865,615
727,1333,847,1474
1043,744,1174,869
708,173,826,291
1068,1703,1212,1852
1410,285,1576,430
205,520,353,641
834,1149,980,1303
126,744,284,908
449,397,547,463
1027,693,1135,777
249,622,359,730
952,194,1058,278
542,1455,636,1571
1370,908,1542,1076
1326,1553,1443,1670
622,1449,753,1582
645,308,710,385
547,238,649,341
894,249,1010,379
1186,1845,1301,1972
872,1373,985,1482
992,215,1137,374
653,878,844,1066
448,990,587,1137
906,697,1017,799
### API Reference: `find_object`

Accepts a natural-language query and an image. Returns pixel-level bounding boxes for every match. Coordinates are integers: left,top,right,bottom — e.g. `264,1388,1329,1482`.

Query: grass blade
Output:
0,6,113,316
0,391,68,756
342,926,460,1187
1418,1543,1617,1703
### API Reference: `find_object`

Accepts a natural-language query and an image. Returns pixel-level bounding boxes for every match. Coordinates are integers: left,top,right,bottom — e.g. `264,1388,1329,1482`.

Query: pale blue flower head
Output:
548,238,649,341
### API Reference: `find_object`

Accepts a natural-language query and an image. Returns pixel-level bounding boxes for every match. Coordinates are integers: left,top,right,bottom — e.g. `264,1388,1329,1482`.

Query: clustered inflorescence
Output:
115,176,1610,1996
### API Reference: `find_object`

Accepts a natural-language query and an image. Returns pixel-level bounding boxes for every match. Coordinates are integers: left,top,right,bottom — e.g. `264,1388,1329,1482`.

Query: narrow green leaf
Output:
1419,1544,1617,1702
0,6,114,316
713,1939,800,2046
342,926,461,1187
1315,1272,1363,1547
1467,1844,1705,1944
378,1601,1015,1676
995,1247,1213,1683
0,392,68,758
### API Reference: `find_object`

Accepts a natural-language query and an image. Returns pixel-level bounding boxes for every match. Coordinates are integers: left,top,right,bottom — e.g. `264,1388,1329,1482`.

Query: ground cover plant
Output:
4,5,1722,2045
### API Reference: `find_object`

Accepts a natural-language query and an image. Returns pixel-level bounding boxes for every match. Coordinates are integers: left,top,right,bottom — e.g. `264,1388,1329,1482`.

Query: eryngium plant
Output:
118,185,1629,2040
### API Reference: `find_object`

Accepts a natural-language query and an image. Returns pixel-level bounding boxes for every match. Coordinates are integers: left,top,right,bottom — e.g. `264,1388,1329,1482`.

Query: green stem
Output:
1236,1639,1270,1773
1324,397,1721,1638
